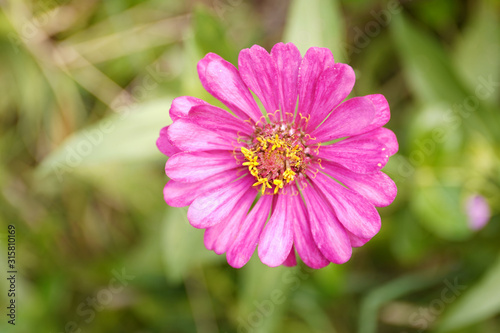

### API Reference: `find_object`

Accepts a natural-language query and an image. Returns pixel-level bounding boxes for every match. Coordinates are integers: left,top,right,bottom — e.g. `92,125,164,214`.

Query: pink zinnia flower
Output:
157,43,398,268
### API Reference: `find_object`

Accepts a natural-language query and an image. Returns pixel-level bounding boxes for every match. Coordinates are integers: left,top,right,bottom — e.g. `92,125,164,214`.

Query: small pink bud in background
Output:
466,195,491,231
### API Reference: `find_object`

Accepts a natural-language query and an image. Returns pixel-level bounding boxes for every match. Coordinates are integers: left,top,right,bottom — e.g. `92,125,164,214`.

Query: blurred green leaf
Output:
236,259,299,332
453,0,500,103
193,5,237,64
412,183,471,241
292,292,337,332
162,207,223,282
355,34,394,95
283,0,345,61
437,254,500,331
36,98,172,180
411,0,460,31
358,271,445,333
390,13,468,105
312,263,346,296
181,34,210,97
406,104,464,166
390,211,433,264
391,11,500,144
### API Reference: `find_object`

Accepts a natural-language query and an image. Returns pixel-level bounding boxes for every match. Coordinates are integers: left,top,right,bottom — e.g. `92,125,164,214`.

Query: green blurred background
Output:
1,0,499,332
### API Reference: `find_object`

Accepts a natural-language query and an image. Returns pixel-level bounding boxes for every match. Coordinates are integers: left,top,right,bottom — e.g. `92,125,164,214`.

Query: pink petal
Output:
170,96,208,121
361,94,391,133
203,221,227,253
311,96,376,143
203,187,256,254
296,47,335,124
301,183,352,264
310,172,381,239
347,230,371,248
196,53,220,78
371,127,398,156
282,247,297,267
226,195,273,268
318,130,389,174
156,126,180,157
238,45,280,115
322,161,397,207
197,53,262,122
308,63,356,129
290,194,329,268
188,104,254,136
167,119,238,152
258,194,294,267
271,42,302,122
165,151,239,183
163,170,240,207
163,181,199,207
187,175,254,229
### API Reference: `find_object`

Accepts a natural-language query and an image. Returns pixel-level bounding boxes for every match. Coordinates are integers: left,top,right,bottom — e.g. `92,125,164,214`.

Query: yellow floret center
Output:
241,133,305,195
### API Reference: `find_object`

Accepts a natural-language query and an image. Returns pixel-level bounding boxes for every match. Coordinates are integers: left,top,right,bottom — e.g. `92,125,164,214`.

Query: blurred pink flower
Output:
157,43,398,268
466,195,491,231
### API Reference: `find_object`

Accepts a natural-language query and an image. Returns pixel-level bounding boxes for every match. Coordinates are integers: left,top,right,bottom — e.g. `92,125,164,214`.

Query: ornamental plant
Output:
157,43,398,268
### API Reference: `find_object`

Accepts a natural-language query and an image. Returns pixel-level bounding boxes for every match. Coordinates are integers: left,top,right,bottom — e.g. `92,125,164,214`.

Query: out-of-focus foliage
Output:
0,0,499,332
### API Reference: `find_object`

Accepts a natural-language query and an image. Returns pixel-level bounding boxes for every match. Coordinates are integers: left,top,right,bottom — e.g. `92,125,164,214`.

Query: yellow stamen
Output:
240,130,306,195
283,169,296,183
253,177,271,194
273,179,284,194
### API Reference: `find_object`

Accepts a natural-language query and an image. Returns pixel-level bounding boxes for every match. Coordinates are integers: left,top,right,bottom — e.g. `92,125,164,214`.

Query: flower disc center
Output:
241,122,311,194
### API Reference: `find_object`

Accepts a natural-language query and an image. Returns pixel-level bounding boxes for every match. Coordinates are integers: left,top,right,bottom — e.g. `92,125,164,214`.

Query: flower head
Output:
157,43,398,268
